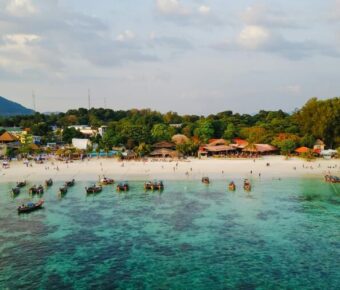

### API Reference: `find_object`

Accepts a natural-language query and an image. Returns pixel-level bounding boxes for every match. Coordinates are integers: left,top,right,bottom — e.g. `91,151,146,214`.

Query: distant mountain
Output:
0,96,34,116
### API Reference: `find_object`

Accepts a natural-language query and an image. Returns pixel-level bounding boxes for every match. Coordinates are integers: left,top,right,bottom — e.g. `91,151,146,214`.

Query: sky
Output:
0,0,339,115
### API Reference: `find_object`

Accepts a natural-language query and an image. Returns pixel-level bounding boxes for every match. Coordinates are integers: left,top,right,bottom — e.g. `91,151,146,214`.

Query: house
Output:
68,125,97,137
72,138,92,150
198,139,236,157
231,138,249,149
243,144,278,154
150,141,178,158
0,132,19,143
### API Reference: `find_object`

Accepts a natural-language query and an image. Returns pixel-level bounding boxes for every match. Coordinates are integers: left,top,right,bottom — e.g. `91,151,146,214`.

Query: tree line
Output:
0,97,339,155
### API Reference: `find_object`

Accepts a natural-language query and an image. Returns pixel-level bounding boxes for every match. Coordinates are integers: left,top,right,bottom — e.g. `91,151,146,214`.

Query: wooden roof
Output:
152,141,176,149
150,148,179,157
208,139,229,146
0,132,19,142
243,144,277,152
202,145,236,152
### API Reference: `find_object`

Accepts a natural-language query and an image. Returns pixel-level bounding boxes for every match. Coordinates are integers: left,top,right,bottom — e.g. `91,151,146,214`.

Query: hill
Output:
0,96,34,116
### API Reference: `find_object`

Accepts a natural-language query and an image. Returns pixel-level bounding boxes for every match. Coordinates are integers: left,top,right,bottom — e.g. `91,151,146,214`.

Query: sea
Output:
0,178,339,289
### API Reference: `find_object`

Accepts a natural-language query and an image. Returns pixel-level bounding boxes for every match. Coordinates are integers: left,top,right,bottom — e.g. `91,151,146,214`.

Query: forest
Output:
0,97,339,155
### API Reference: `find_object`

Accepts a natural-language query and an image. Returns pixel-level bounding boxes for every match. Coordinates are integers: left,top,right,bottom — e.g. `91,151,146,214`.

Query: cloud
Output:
5,0,37,16
237,25,271,49
156,0,188,15
241,3,299,28
0,1,157,79
116,30,136,42
213,4,340,60
198,5,211,15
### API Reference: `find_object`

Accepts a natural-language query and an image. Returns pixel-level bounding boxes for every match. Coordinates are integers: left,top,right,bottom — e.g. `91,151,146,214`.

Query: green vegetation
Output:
0,98,338,152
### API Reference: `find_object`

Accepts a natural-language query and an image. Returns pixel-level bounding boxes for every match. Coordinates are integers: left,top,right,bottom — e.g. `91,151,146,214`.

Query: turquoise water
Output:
0,178,339,289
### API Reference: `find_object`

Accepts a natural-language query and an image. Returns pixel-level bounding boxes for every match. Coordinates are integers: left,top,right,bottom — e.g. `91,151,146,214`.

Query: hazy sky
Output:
0,0,339,114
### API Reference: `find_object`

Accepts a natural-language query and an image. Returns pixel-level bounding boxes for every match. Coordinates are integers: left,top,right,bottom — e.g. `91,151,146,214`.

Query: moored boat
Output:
59,185,68,195
12,187,20,195
324,175,340,183
18,199,44,214
29,185,44,195
228,181,236,191
17,181,26,188
86,185,102,194
45,178,53,187
116,183,129,192
202,177,210,184
65,179,75,187
243,179,251,191
100,177,114,185
144,181,164,191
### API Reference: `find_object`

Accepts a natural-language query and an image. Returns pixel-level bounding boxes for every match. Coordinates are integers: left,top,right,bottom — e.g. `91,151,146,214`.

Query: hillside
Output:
0,96,34,116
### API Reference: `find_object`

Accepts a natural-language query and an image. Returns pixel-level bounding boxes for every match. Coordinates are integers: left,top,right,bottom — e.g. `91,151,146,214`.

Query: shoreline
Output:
0,156,339,183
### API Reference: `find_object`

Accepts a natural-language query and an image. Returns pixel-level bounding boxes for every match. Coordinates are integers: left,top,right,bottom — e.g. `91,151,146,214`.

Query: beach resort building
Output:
72,138,92,150
149,141,179,158
68,125,97,137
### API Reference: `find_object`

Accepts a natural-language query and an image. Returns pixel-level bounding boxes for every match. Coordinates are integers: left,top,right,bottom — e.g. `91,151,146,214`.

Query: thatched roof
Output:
150,148,179,157
152,141,175,149
171,134,189,145
243,144,277,152
202,145,236,152
0,132,19,143
208,139,230,146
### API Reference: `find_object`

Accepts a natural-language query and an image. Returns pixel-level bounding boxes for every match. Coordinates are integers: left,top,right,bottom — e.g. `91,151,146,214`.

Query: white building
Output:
68,125,97,137
72,138,92,150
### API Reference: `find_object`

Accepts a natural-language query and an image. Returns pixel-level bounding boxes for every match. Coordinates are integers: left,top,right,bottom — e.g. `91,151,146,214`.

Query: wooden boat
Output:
59,186,68,195
12,187,20,195
324,175,340,183
17,181,26,188
86,185,102,194
29,185,44,195
144,181,164,191
116,183,129,192
18,199,44,214
45,178,53,187
65,179,75,187
228,182,236,191
100,177,114,185
243,179,251,191
202,177,210,184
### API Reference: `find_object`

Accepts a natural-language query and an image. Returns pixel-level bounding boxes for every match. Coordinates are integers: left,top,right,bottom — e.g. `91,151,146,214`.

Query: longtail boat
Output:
12,187,20,195
243,179,251,191
45,178,53,187
18,199,44,214
144,181,164,191
116,183,129,192
65,179,75,187
86,185,102,194
17,181,26,188
59,185,68,195
202,177,210,184
100,177,114,185
228,182,236,191
29,185,44,195
324,175,340,183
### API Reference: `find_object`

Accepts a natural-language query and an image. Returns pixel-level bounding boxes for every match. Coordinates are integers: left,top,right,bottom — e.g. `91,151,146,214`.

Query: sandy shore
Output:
0,156,339,184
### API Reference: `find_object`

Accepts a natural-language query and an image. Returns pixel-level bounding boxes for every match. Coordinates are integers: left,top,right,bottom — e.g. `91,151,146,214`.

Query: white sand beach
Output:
0,156,339,183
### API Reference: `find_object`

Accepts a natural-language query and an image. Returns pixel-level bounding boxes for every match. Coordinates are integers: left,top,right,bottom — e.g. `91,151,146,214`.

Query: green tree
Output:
134,142,151,157
62,127,84,144
151,124,175,142
194,119,214,143
223,123,236,140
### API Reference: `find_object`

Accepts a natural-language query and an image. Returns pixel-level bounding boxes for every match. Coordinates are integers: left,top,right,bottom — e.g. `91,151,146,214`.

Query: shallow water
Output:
0,178,339,289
